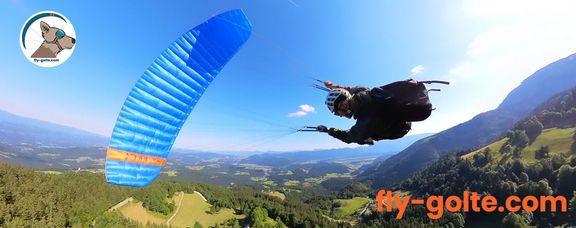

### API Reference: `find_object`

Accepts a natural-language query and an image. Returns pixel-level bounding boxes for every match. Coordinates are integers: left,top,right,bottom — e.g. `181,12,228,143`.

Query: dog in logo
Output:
31,21,76,58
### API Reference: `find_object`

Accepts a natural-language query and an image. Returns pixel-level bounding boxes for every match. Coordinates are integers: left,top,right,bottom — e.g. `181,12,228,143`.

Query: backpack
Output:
370,79,449,122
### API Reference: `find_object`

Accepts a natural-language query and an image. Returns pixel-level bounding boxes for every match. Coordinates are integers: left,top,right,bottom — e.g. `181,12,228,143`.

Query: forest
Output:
383,88,576,227
0,162,357,227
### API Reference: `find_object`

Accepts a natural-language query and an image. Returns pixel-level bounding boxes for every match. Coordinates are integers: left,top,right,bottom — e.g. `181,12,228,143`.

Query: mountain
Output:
241,133,433,167
167,148,241,166
391,88,576,227
0,110,111,169
0,109,108,147
359,53,576,188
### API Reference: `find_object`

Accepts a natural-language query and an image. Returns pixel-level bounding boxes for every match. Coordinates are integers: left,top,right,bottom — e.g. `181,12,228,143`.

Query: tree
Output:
193,221,203,228
275,217,288,228
93,212,139,228
473,152,488,167
570,157,576,167
505,130,529,157
539,111,563,128
535,145,550,159
337,182,370,199
208,205,220,214
502,211,532,228
557,165,576,195
519,172,529,184
509,159,525,176
537,179,553,196
511,130,529,149
570,191,576,218
500,144,513,154
251,207,274,228
572,129,576,154
563,108,576,127
519,117,543,143
442,213,465,228
513,147,523,158
550,154,567,170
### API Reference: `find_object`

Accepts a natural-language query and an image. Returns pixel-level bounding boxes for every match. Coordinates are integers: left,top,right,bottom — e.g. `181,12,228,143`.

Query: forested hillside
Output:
0,163,348,227
367,88,576,227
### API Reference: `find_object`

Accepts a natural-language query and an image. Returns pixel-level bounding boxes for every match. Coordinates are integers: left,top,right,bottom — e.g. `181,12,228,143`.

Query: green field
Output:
118,192,243,227
264,190,286,201
250,176,267,182
521,127,574,164
462,138,507,160
304,173,353,184
464,127,575,165
37,170,63,175
186,165,205,170
169,192,244,228
119,201,167,226
163,170,178,176
283,180,300,187
334,197,371,219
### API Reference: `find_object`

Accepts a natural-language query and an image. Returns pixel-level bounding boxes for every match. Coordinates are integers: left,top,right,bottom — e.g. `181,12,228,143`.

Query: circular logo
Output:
20,11,76,67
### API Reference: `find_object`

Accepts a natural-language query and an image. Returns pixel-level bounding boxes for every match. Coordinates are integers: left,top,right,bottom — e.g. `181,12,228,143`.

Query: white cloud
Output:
299,104,315,113
410,65,424,76
287,104,316,118
416,1,576,134
448,62,471,78
288,111,308,117
460,0,576,91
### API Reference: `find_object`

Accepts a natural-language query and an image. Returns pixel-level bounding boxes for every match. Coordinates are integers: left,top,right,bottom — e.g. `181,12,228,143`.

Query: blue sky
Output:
2,0,576,152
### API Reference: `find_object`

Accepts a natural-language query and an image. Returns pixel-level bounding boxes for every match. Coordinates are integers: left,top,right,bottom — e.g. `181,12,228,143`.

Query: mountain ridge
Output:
360,53,576,188
0,109,108,147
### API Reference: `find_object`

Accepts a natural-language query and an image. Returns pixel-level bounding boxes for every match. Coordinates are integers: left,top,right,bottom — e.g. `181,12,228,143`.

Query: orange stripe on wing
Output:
107,148,166,166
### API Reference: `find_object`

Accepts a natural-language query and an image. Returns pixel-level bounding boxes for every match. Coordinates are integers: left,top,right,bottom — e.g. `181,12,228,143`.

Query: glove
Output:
323,81,334,89
316,125,328,133
364,138,375,145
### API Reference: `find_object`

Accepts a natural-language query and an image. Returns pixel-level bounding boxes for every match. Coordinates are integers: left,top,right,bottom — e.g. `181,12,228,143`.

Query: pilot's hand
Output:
316,125,328,133
364,138,375,145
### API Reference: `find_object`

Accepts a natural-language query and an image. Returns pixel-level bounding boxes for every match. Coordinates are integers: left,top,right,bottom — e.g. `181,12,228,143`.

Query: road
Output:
108,197,133,212
166,192,185,226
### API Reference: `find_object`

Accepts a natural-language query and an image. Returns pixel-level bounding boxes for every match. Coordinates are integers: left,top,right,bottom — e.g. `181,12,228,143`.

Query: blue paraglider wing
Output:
105,9,252,187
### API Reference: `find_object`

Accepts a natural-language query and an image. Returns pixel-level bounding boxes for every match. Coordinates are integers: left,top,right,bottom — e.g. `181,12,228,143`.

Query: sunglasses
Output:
55,29,66,39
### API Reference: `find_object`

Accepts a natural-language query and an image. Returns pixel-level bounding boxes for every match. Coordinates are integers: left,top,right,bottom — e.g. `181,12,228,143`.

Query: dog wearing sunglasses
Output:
31,21,76,58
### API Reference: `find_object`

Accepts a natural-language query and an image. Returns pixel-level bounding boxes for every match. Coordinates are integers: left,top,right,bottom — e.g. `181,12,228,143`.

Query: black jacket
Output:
327,86,412,145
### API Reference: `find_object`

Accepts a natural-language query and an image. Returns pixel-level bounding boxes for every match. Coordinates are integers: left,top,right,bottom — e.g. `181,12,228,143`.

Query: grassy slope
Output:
119,192,243,227
463,127,575,165
264,190,286,201
461,138,507,160
334,197,371,219
522,128,574,164
169,193,243,228
119,201,166,226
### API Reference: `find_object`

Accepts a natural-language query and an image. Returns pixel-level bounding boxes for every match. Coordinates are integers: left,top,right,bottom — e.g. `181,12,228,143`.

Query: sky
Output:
2,0,576,152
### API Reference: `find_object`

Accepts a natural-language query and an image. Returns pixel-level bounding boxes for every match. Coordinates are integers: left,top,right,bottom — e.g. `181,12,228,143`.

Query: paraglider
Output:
105,9,252,187
310,79,449,145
